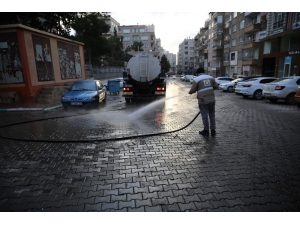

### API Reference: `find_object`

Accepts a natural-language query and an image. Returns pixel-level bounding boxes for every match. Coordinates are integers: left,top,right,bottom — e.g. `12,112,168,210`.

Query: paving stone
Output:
162,203,181,212
127,193,142,201
178,202,197,211
119,200,135,209
84,203,102,212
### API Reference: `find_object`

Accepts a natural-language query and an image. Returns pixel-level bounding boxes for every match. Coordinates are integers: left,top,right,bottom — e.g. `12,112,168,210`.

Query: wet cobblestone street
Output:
0,79,300,212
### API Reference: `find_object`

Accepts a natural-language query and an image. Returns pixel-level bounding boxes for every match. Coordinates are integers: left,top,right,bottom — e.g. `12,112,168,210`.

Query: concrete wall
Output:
0,24,86,103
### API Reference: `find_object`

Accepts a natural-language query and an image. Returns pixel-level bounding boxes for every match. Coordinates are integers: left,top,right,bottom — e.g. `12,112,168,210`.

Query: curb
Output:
0,105,62,112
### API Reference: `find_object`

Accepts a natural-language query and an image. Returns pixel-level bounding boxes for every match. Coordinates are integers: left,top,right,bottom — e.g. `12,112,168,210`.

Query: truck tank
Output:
126,52,161,82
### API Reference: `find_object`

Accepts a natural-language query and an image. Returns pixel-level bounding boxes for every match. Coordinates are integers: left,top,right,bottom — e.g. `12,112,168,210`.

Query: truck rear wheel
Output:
125,98,130,103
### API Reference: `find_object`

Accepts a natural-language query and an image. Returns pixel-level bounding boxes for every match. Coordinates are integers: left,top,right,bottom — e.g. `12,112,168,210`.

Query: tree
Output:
0,12,79,37
71,13,111,65
124,41,144,53
160,54,171,72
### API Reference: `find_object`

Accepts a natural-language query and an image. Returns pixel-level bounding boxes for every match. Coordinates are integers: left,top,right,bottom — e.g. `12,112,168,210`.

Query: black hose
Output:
0,111,201,143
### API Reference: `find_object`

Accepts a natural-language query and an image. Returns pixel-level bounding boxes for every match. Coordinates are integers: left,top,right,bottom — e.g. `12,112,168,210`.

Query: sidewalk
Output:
0,102,62,112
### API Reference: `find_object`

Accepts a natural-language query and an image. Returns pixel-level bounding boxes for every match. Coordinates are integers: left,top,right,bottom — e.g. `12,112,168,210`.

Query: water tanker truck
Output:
122,51,166,102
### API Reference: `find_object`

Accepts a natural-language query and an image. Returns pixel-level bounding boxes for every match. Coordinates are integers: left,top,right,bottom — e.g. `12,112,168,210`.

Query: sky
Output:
111,12,209,54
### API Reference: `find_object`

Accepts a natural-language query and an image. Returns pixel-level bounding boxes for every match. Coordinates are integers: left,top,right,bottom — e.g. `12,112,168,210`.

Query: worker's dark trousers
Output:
198,102,216,130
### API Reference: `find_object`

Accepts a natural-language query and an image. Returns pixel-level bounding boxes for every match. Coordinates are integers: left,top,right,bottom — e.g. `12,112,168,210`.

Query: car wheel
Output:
285,93,296,105
125,97,130,103
269,99,278,103
253,90,262,100
242,95,249,98
227,86,233,93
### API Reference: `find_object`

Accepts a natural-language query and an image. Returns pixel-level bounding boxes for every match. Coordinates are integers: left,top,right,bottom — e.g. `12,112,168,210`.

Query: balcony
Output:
244,36,260,48
244,23,261,34
242,59,258,66
213,31,223,40
273,20,284,34
211,44,222,51
212,54,222,59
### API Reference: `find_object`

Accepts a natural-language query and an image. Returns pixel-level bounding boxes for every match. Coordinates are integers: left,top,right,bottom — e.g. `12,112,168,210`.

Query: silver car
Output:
263,76,300,104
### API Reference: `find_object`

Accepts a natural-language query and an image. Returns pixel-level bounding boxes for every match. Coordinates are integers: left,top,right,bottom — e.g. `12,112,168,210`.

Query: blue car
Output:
61,80,107,107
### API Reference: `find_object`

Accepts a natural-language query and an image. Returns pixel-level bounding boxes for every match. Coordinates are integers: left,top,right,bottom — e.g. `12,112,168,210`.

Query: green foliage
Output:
71,13,110,64
0,12,79,37
160,54,171,72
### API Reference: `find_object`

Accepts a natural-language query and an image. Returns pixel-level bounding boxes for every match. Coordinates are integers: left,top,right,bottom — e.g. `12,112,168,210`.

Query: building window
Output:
123,29,130,34
133,36,139,41
232,39,236,46
224,52,229,62
233,12,237,18
123,37,130,41
237,67,242,74
132,28,138,33
232,24,236,32
239,36,244,44
240,20,244,29
141,36,148,41
263,39,277,54
143,43,149,48
140,28,145,33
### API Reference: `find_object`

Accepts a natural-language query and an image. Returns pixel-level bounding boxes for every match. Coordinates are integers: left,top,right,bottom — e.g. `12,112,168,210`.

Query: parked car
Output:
172,75,176,79
235,77,278,100
295,86,300,108
219,78,243,93
215,77,234,86
184,75,194,82
263,76,300,104
61,80,106,107
180,75,186,81
190,76,197,84
234,76,262,90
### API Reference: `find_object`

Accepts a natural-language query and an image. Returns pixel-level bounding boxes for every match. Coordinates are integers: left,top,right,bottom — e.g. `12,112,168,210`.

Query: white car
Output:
180,75,186,81
184,75,194,82
190,76,196,84
172,75,176,79
263,76,300,104
219,78,243,93
215,77,234,86
235,77,278,100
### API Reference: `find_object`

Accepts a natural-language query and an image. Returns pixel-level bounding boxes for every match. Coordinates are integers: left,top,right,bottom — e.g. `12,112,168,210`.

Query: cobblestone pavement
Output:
0,79,300,212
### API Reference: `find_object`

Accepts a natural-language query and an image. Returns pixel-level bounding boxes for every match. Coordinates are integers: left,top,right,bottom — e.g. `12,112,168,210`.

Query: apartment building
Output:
164,51,177,73
118,24,157,52
208,12,224,77
194,12,300,78
177,38,195,74
100,15,120,38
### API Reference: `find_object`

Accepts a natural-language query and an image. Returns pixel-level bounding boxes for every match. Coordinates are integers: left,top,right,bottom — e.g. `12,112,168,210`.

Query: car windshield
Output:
70,81,97,91
269,77,292,83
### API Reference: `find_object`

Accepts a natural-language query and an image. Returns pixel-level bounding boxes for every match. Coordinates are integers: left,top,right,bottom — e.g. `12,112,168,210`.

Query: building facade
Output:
118,24,157,52
177,38,195,74
101,15,120,38
194,12,300,78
